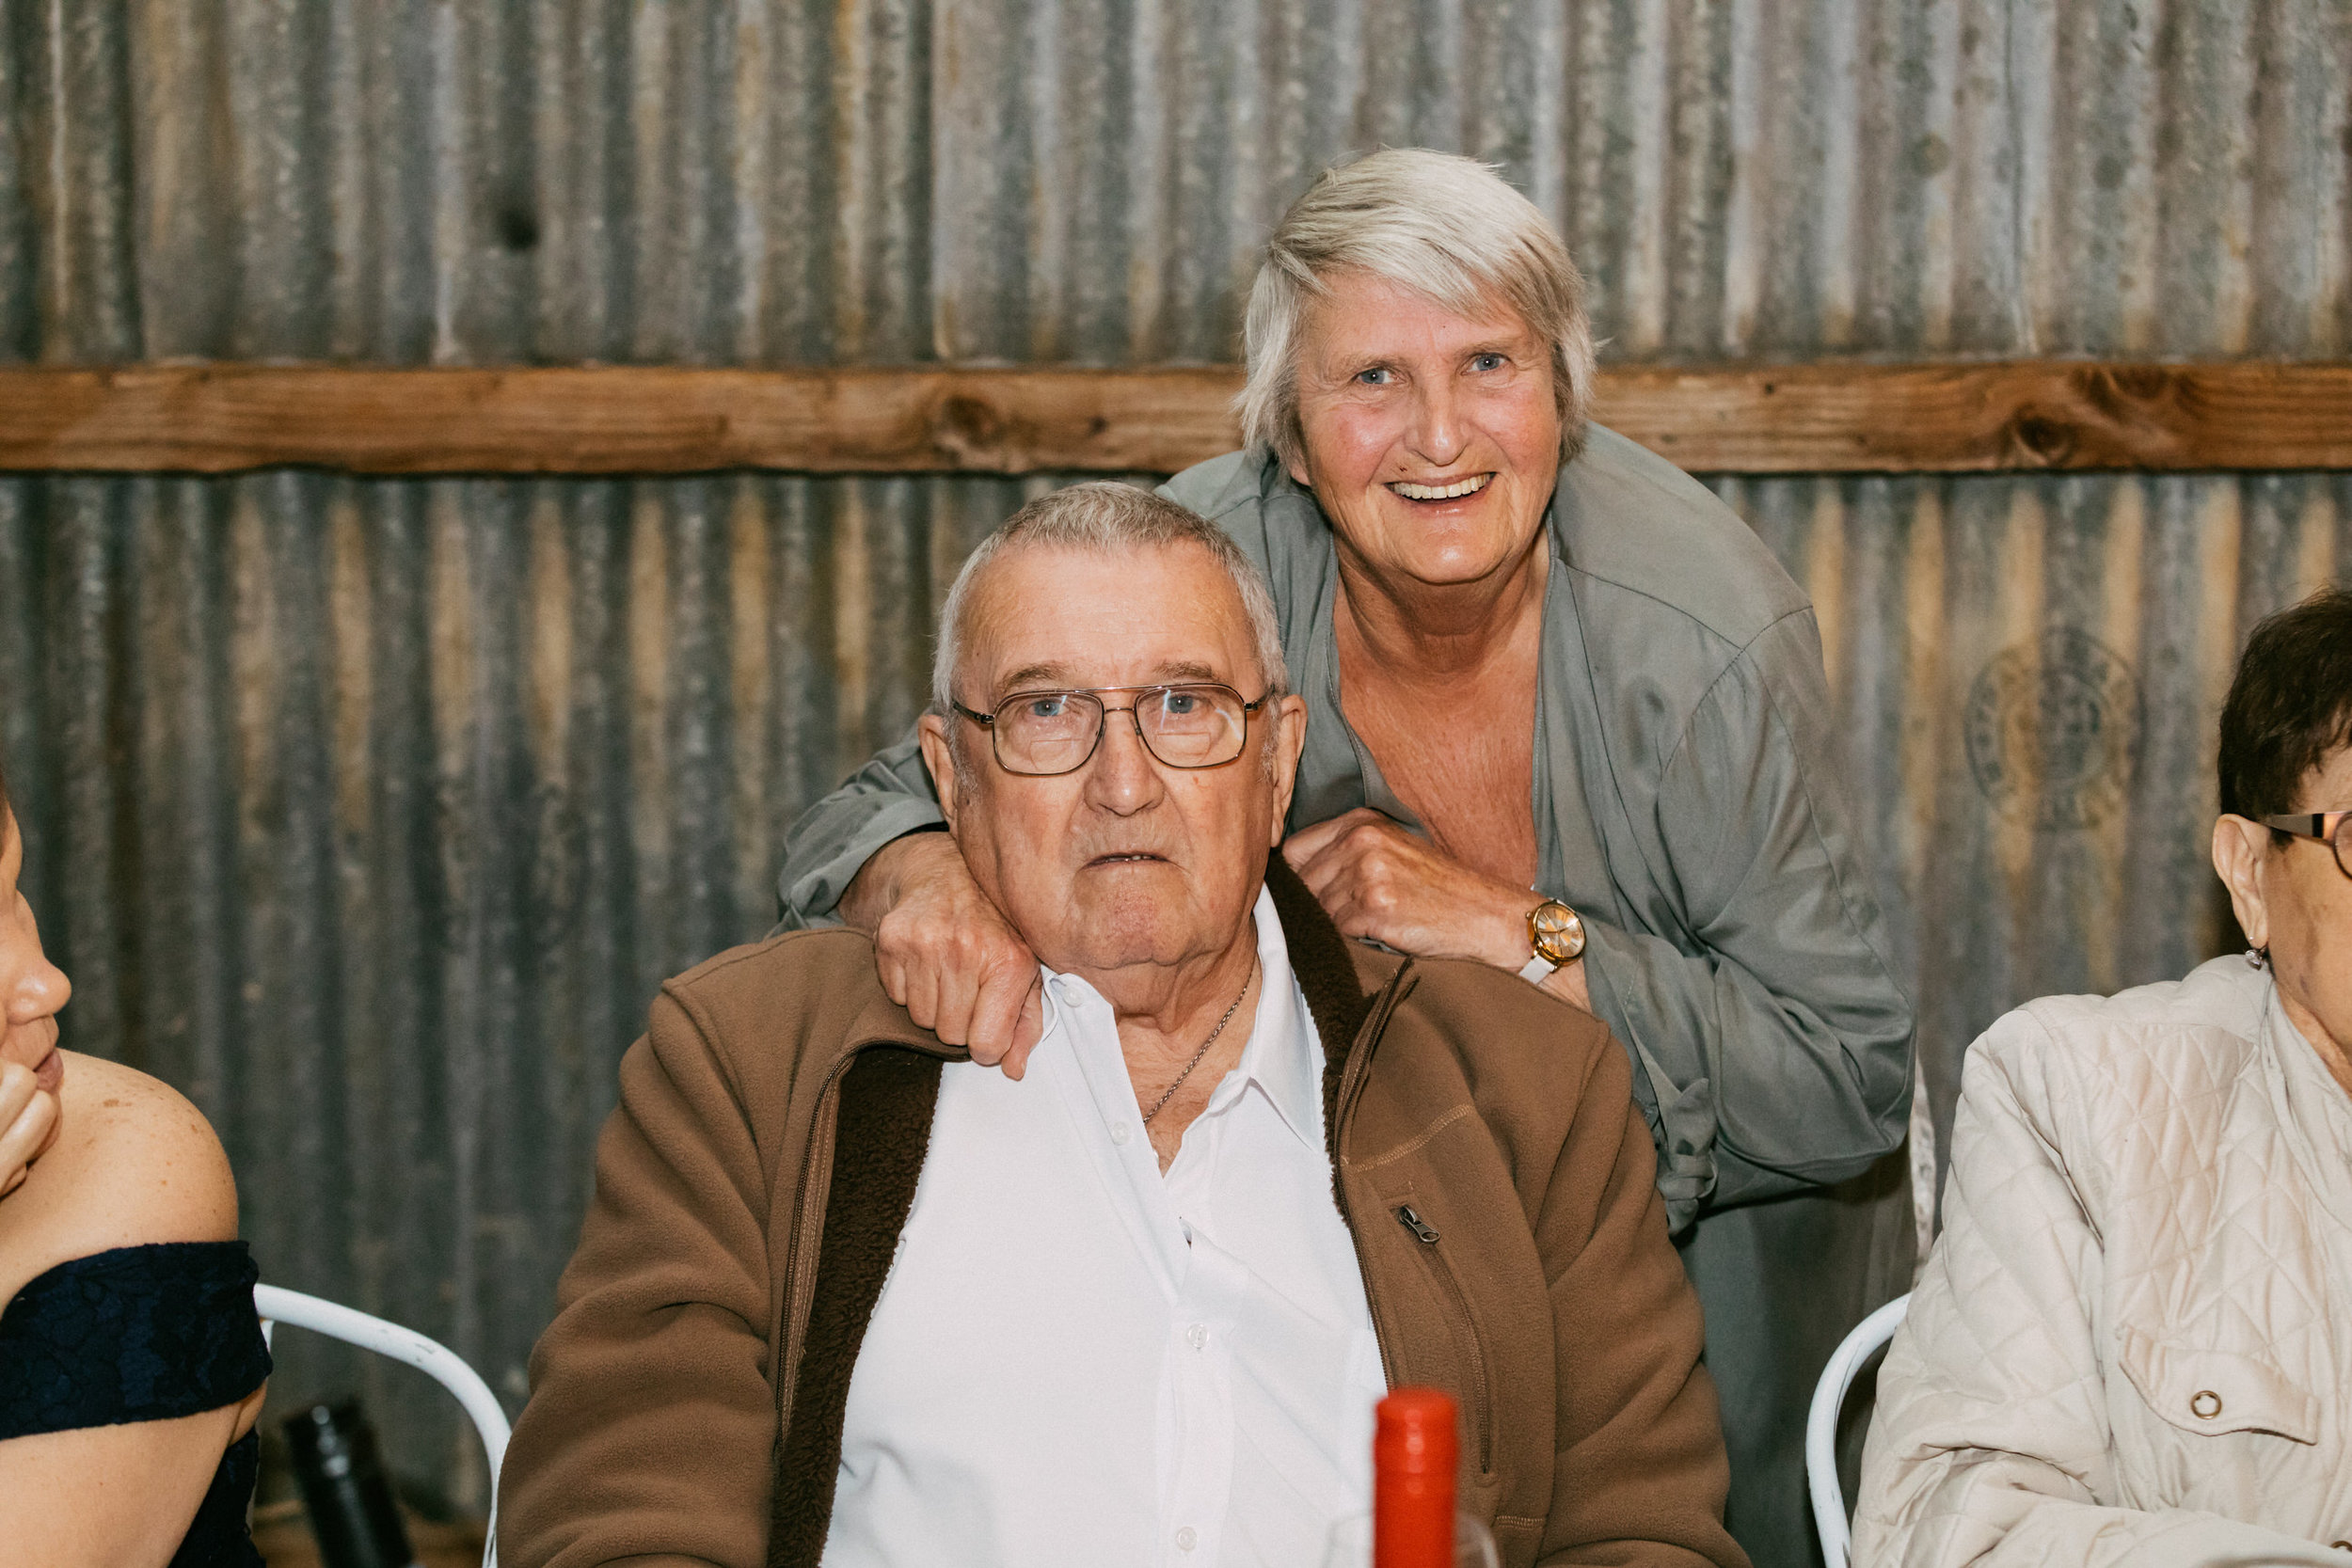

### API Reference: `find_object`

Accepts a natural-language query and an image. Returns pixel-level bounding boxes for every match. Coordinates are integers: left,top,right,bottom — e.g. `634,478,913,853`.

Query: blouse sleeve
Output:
1578,610,1915,1226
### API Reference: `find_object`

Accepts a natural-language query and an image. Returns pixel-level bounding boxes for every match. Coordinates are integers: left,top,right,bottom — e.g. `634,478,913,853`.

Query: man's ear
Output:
2213,814,2273,951
1264,693,1310,847
917,713,962,833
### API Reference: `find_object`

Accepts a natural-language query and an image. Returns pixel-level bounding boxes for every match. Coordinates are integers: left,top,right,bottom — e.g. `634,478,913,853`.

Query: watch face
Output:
1529,900,1585,963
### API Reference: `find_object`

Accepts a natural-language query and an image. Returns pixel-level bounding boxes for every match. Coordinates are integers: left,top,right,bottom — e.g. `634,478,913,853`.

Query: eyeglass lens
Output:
2333,814,2351,879
993,687,1248,774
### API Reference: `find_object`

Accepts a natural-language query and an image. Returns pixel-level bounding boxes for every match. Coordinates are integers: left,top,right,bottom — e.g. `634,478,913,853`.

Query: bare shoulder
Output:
0,1053,239,1302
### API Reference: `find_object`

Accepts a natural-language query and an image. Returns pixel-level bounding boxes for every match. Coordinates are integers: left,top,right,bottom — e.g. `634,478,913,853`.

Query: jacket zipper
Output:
1331,973,1411,1389
1330,968,1497,1478
1392,1203,1495,1475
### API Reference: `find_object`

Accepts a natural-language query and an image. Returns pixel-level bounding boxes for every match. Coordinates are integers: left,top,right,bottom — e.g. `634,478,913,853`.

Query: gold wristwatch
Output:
1518,898,1586,984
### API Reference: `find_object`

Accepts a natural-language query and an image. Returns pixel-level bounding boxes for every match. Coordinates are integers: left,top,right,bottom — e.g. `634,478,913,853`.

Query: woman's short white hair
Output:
1238,148,1596,475
932,482,1290,721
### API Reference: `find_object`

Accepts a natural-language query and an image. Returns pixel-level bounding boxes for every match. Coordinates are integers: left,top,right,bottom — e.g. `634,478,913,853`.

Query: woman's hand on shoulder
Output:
1285,809,1565,981
845,832,1045,1080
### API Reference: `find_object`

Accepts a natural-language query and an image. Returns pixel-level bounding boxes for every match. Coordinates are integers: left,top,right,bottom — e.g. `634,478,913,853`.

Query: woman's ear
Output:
2212,814,2273,952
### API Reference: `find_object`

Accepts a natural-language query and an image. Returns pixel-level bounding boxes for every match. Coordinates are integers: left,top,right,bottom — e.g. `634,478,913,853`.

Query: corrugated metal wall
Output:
2,0,2347,1511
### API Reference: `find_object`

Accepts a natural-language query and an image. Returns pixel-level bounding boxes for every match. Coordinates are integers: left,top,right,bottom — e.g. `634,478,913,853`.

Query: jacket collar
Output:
1261,849,1417,1175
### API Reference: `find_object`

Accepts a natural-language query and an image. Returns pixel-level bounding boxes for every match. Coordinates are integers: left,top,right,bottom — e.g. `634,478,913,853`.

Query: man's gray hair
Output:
1238,148,1596,476
932,482,1290,719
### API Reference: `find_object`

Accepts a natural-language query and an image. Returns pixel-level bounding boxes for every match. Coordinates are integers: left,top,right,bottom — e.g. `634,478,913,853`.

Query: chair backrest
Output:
254,1283,508,1568
1805,1291,1910,1568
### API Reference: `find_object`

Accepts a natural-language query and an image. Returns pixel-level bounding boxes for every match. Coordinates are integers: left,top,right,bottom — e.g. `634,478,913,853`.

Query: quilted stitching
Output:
1852,958,2352,1567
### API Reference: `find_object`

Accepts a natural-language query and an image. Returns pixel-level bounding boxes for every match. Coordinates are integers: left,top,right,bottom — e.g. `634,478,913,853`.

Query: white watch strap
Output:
1518,954,1559,985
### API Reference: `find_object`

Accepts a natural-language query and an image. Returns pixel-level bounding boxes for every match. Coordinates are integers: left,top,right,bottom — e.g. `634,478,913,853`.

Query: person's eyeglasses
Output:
950,683,1271,777
2262,811,2352,879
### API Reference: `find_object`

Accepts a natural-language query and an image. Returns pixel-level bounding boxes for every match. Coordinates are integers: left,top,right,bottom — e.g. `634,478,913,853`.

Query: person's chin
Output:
1369,503,1526,573
1057,873,1188,964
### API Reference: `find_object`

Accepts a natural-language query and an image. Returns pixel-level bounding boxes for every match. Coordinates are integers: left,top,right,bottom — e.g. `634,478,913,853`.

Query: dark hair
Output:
2218,585,2352,829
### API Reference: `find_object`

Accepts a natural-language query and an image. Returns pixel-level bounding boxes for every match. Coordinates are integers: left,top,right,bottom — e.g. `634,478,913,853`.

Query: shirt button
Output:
1175,1527,1199,1552
2190,1389,2223,1419
1186,1323,1209,1351
1109,1123,1132,1146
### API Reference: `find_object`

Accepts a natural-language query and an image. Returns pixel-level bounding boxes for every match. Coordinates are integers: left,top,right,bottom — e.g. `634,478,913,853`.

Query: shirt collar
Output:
1229,884,1324,1150
1035,885,1324,1152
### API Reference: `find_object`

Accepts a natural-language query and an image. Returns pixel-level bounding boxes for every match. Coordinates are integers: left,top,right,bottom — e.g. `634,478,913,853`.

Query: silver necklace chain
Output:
1138,959,1259,1124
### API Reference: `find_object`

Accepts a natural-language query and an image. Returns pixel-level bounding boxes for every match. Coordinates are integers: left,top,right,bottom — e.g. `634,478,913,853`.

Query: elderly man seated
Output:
498,483,1745,1568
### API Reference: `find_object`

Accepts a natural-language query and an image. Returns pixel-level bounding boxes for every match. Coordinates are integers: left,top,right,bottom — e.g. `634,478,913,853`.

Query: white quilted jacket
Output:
1855,958,2352,1567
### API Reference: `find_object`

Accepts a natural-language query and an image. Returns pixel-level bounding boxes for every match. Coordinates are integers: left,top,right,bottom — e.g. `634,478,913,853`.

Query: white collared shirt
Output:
823,887,1387,1567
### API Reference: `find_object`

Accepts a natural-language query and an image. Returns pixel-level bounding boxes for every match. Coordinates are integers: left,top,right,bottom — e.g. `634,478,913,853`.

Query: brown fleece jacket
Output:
501,858,1746,1568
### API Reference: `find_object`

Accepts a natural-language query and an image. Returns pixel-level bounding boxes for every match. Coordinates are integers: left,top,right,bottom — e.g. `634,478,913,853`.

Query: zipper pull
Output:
1394,1204,1440,1244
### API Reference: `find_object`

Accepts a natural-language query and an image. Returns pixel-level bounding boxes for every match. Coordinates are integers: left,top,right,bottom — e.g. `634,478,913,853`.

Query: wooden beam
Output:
0,366,1244,477
1595,360,2352,473
0,361,2344,476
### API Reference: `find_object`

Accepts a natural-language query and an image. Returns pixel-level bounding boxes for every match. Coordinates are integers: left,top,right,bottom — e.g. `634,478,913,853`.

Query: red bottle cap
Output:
1374,1387,1457,1568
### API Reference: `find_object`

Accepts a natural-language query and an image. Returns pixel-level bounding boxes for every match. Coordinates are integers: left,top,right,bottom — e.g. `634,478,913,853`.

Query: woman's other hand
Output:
1284,808,1592,1010
840,832,1046,1079
0,1056,59,1198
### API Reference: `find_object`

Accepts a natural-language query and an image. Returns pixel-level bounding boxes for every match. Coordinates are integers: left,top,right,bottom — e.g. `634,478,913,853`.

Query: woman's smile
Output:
1387,472,1494,502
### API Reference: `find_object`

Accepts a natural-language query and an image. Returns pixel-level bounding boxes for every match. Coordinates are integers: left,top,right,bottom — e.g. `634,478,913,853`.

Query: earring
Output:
2245,946,2269,970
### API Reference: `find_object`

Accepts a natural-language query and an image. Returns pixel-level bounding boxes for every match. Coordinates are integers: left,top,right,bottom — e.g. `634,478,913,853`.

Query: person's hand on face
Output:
1288,270,1562,613
0,809,71,1198
915,541,1308,1013
2215,740,2352,1082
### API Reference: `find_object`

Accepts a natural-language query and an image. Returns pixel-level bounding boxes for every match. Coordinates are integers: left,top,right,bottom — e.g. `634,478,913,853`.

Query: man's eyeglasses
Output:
2262,811,2351,879
950,683,1271,776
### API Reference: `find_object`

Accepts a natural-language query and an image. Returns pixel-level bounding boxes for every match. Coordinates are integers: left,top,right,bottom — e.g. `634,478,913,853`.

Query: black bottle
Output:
283,1401,422,1568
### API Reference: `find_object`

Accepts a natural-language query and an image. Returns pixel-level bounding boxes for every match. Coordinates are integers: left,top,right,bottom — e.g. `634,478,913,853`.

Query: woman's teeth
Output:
1389,473,1491,501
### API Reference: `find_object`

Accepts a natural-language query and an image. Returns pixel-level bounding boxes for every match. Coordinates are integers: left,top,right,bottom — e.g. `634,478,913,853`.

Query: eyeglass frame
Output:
948,682,1275,777
2262,811,2352,878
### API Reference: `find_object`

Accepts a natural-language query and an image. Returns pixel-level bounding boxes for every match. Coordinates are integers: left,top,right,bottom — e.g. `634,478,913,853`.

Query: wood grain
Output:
1594,360,2352,473
0,360,2344,475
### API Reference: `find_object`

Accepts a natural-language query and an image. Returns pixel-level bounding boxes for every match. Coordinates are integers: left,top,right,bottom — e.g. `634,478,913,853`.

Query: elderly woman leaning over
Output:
1854,586,2352,1567
779,148,1914,1566
0,760,271,1568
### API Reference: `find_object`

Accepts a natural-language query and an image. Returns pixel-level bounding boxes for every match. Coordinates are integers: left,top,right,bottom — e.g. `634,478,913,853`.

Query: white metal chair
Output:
254,1283,508,1568
1805,1291,1910,1568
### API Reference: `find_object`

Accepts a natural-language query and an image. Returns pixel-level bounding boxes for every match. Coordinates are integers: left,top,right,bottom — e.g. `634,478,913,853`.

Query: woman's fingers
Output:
1284,812,1528,967
1281,807,1388,869
0,1067,59,1196
964,962,1041,1077
996,986,1046,1082
0,1057,35,1129
868,842,1041,1074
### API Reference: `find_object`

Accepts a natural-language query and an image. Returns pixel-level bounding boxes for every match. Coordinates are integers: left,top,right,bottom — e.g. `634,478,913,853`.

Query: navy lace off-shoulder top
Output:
0,1241,273,1568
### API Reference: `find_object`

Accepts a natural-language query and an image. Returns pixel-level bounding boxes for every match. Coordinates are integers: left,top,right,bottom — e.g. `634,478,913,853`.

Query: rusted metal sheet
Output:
0,467,1068,1509
1724,470,2351,1210
1,0,2347,1513
4,467,2344,1509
